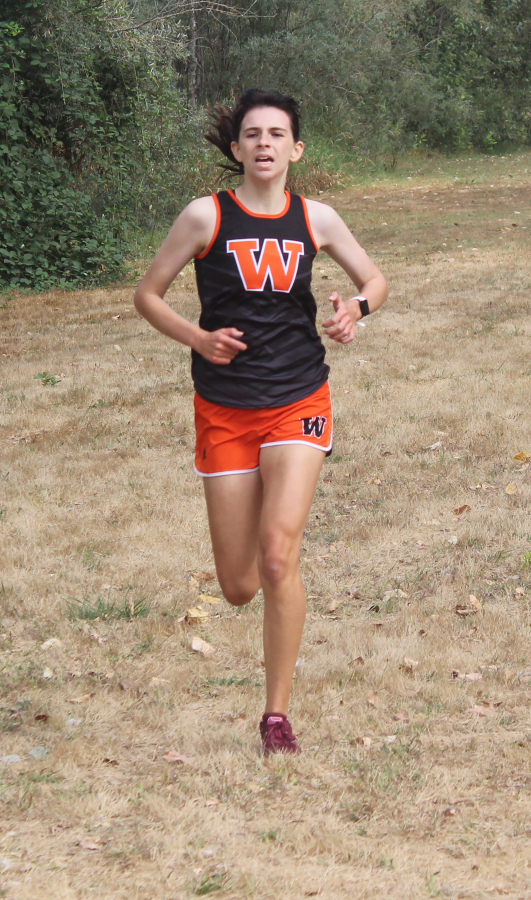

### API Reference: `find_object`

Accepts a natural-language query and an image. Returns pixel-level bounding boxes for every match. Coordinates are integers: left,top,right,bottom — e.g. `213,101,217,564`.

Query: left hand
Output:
322,291,357,344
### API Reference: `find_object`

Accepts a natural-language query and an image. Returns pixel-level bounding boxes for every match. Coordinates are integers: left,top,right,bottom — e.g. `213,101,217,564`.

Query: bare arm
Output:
134,197,247,365
306,199,389,344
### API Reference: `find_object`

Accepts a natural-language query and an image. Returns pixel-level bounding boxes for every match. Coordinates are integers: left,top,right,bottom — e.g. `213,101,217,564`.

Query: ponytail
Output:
204,105,243,178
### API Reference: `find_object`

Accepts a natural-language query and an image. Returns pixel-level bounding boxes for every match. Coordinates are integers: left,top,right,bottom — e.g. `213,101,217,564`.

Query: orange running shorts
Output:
194,381,333,477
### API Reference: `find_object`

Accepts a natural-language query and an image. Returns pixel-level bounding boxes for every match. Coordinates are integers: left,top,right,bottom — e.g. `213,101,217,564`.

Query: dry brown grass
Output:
1,151,531,900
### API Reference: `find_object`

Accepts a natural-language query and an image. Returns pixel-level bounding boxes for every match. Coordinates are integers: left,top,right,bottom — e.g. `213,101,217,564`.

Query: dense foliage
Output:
1,0,530,288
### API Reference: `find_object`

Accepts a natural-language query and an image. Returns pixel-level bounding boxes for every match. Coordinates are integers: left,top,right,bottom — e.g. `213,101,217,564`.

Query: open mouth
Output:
256,156,273,163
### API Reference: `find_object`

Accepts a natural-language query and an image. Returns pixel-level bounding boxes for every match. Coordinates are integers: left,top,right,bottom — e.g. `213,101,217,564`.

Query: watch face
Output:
359,297,370,317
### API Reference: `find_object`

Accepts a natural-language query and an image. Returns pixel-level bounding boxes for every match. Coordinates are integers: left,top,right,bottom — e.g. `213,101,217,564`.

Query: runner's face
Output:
231,107,304,179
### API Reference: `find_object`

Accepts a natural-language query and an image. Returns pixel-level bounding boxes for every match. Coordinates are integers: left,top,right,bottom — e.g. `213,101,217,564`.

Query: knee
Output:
259,536,296,587
219,577,256,607
224,588,255,607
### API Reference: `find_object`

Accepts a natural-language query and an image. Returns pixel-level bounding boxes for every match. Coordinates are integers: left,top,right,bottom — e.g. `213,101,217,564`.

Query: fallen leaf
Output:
89,629,105,645
192,571,215,581
78,839,101,851
41,638,63,649
425,441,443,451
455,604,475,617
470,703,497,718
42,667,54,679
382,589,409,602
383,734,397,744
356,736,372,748
162,749,195,765
369,477,382,485
447,535,458,545
353,656,365,665
505,484,517,495
205,798,220,806
198,594,221,604
185,607,210,623
103,758,119,766
149,677,169,687
463,672,482,682
34,713,49,722
454,504,471,516
28,746,48,760
443,805,457,817
113,344,122,352
402,657,419,672
190,636,214,656
504,669,516,683
513,452,531,463
394,712,409,722
469,594,482,610
515,586,525,596
67,694,93,704
367,690,380,707
346,588,361,598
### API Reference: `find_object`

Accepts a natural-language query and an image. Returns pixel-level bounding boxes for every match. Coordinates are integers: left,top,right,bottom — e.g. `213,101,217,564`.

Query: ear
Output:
231,140,243,163
290,141,304,163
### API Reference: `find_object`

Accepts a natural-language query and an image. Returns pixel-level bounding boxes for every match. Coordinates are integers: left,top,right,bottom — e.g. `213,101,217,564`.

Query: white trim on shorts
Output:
194,464,260,478
260,438,333,452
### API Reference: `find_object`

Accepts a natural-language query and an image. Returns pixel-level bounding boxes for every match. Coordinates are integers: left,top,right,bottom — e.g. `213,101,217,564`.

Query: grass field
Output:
1,150,531,900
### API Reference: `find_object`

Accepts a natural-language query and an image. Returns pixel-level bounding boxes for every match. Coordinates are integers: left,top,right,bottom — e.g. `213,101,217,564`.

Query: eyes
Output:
244,130,286,139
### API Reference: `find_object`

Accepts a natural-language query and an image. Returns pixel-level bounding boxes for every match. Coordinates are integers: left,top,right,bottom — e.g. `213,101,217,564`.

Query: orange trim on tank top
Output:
227,189,291,219
300,196,319,253
195,194,221,259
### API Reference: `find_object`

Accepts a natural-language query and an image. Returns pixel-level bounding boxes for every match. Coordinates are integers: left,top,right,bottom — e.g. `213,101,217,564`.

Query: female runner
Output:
134,89,388,755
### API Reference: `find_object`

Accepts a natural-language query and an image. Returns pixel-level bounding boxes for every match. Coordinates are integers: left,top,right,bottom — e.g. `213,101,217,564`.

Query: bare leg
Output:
258,445,325,715
202,471,262,606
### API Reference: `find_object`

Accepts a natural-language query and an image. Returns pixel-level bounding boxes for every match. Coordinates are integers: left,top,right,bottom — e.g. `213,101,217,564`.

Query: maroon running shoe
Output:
260,713,300,756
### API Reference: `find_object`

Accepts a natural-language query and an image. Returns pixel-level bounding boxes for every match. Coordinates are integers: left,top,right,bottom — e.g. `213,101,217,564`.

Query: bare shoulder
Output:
304,198,353,250
160,194,218,259
177,195,217,229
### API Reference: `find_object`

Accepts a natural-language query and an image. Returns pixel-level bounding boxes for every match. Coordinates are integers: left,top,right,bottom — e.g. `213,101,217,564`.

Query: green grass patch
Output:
68,595,149,621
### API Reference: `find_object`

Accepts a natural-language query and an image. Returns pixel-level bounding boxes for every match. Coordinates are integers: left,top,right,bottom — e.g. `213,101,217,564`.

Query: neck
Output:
234,175,288,215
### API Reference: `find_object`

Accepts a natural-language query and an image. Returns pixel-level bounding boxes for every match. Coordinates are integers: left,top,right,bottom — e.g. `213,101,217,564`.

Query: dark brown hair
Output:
205,89,301,178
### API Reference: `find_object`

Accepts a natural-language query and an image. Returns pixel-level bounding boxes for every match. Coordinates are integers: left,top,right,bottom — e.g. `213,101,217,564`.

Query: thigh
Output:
258,444,325,548
203,471,263,586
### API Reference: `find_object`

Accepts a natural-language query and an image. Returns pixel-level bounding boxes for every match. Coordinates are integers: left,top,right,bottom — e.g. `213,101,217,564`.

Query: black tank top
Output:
192,190,329,408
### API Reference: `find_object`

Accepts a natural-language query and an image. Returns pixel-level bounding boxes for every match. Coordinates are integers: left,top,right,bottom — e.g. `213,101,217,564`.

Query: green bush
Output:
0,7,125,288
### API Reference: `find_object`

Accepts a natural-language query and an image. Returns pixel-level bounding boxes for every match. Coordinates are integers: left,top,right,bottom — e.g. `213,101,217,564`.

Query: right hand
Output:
196,327,247,365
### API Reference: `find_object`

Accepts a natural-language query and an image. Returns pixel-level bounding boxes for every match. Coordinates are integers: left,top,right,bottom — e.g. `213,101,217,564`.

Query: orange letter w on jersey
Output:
227,239,304,292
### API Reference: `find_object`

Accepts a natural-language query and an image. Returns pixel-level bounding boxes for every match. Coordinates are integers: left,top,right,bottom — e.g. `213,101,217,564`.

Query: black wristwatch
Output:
352,294,370,318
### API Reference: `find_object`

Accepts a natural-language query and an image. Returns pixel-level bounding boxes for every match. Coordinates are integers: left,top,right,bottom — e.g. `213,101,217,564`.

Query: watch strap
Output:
352,295,370,317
